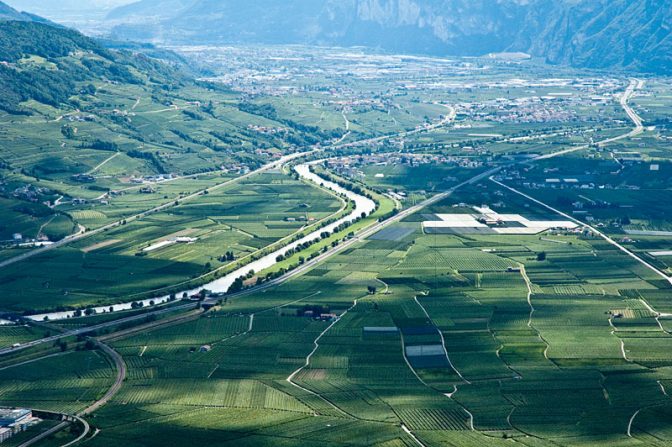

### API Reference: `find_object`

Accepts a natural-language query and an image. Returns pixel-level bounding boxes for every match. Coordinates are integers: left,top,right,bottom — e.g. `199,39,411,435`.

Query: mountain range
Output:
3,0,671,74
0,0,51,23
103,0,672,74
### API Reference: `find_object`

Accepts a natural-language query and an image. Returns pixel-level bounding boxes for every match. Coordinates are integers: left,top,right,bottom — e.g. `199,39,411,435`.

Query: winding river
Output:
28,162,376,322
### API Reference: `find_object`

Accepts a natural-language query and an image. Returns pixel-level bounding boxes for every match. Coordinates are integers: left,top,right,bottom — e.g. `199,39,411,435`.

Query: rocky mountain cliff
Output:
103,0,672,74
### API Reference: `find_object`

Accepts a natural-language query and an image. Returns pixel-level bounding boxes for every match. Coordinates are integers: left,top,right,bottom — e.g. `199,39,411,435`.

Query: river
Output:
27,162,376,322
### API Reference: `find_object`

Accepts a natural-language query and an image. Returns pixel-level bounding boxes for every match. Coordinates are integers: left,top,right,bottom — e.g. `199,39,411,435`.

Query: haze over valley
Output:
0,1,671,446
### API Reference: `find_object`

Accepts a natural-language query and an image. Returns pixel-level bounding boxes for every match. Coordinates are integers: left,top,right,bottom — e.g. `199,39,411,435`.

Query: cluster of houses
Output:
64,114,96,123
290,306,338,321
247,124,288,136
219,164,251,175
456,96,580,124
1,233,52,248
11,184,52,203
71,173,96,183
284,215,316,223
301,309,338,321
325,153,483,180
0,408,39,443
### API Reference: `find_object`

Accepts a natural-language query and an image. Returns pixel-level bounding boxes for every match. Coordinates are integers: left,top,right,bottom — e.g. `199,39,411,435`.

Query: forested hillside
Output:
0,20,183,114
0,13,345,252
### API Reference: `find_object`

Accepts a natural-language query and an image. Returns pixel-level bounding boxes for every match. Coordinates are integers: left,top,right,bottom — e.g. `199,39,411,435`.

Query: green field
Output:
1,22,672,447
0,170,342,312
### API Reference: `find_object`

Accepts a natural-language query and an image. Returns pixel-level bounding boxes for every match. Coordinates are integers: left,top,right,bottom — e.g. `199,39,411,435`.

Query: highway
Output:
0,105,456,272
0,302,196,356
533,79,644,161
0,150,316,270
79,342,127,417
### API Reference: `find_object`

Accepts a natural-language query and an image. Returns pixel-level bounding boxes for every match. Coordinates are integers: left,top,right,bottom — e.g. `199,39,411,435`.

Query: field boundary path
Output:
286,299,359,418
519,265,557,364
413,295,470,384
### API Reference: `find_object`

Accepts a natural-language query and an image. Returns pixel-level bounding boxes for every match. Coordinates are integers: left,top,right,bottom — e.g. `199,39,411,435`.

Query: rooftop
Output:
0,408,31,424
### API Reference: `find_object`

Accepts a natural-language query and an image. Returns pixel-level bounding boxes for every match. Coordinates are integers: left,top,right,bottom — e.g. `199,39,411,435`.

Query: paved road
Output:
491,178,672,291
533,79,643,161
17,413,89,447
0,302,196,356
0,150,315,270
80,342,126,416
18,421,69,447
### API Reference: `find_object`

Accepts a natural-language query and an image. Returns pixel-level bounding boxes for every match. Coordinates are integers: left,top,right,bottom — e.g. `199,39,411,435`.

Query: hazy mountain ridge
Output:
0,0,51,22
104,0,671,74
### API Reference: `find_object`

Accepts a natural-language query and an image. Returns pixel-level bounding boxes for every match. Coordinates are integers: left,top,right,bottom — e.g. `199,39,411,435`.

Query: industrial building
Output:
0,408,35,444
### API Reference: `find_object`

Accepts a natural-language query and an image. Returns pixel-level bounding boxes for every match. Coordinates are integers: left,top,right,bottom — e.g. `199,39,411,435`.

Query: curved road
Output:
533,79,644,161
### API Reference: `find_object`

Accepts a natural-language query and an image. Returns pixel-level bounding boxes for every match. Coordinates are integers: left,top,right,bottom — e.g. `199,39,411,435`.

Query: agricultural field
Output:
0,170,342,312
0,23,672,447
39,176,669,446
0,350,115,414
